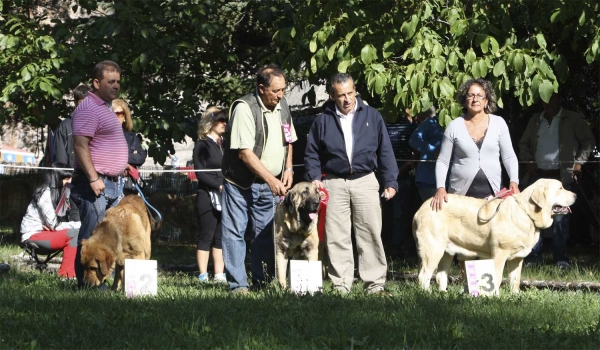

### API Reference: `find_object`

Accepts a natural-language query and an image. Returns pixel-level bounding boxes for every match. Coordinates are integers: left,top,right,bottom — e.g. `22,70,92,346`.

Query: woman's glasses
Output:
115,111,125,116
466,94,486,101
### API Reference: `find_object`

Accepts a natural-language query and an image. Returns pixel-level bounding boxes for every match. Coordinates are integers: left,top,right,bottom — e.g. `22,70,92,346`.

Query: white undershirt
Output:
335,102,358,164
535,108,562,170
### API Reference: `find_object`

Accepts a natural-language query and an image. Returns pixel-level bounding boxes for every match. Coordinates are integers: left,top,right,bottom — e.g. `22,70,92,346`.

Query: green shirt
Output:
229,96,297,176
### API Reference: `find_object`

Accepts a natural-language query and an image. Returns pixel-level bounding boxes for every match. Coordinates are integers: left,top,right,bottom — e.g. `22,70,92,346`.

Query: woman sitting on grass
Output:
20,163,81,278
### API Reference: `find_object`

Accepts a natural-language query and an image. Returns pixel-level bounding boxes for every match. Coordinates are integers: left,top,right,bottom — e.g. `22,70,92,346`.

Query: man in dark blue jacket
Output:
304,73,399,294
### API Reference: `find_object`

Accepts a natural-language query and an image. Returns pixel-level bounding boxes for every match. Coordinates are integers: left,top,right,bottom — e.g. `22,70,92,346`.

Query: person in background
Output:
55,84,92,168
112,98,147,195
431,78,520,212
20,163,80,278
409,106,444,202
385,109,417,260
304,72,398,294
221,64,296,293
519,92,595,269
193,106,228,283
70,60,128,287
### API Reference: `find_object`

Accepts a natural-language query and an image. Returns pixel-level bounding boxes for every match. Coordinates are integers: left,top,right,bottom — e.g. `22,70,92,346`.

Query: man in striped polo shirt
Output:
70,60,128,287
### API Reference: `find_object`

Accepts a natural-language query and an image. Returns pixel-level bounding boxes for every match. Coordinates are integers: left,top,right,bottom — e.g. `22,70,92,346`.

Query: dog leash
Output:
572,175,600,228
477,188,514,222
133,181,162,224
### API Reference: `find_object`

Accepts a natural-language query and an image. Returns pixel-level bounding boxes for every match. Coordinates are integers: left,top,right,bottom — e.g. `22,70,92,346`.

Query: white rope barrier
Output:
1,159,599,173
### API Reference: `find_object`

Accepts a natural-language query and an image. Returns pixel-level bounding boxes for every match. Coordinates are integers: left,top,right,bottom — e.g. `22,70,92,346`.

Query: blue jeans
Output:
221,181,278,290
527,176,571,263
70,175,123,285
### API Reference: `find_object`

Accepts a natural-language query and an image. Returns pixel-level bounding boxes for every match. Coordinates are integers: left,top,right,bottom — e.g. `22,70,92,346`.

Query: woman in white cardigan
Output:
431,79,520,211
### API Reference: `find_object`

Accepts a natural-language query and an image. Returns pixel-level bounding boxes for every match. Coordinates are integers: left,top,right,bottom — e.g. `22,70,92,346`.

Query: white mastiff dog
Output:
413,179,576,294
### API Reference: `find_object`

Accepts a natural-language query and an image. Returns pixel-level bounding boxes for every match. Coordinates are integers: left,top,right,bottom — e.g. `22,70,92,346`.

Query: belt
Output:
74,170,120,182
536,168,561,179
254,173,281,184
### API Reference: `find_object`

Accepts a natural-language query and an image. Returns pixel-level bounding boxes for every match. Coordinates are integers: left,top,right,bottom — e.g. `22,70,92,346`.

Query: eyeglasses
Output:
216,117,227,123
115,111,125,116
466,94,487,100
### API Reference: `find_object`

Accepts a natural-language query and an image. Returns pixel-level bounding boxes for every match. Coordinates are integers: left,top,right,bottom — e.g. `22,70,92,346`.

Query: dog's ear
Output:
81,239,88,247
284,193,295,214
530,185,547,208
98,249,114,276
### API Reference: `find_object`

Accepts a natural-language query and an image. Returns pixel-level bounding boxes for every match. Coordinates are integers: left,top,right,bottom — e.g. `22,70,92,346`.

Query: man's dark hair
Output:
329,73,354,91
257,64,285,87
91,60,121,82
73,84,91,103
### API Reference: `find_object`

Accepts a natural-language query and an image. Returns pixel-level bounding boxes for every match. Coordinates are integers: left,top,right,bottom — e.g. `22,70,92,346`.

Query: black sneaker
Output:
0,263,10,273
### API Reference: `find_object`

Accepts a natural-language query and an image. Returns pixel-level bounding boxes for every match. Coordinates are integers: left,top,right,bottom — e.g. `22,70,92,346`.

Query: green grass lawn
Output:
1,243,600,349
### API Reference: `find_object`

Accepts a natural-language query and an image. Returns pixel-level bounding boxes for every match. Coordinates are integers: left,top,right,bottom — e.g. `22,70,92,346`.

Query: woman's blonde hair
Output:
112,99,133,132
198,106,227,139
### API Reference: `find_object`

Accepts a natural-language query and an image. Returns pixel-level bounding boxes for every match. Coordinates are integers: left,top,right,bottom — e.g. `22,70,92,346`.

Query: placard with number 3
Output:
465,259,499,297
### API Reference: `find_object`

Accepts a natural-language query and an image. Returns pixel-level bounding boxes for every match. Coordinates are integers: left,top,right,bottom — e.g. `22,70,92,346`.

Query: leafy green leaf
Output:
139,53,148,67
433,43,443,57
345,28,358,42
448,52,458,66
513,53,524,73
450,102,463,118
423,3,432,20
481,37,489,54
471,61,480,78
578,9,585,26
410,74,418,93
536,34,547,49
489,37,499,54
20,66,31,81
338,60,351,73
374,74,385,95
478,59,487,76
405,64,415,80
550,9,561,23
361,44,376,64
309,38,317,53
465,49,476,65
417,72,425,91
371,63,385,72
539,79,554,103
439,80,454,97
493,61,505,77
327,41,340,60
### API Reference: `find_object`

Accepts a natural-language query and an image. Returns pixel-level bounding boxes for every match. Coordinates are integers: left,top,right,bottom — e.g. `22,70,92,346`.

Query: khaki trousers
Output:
323,172,387,292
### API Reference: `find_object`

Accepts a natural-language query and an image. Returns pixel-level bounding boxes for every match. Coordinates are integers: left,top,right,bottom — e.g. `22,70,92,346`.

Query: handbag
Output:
209,190,222,211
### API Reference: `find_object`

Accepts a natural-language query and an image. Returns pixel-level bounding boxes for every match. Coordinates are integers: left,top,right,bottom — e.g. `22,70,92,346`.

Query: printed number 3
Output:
480,273,495,292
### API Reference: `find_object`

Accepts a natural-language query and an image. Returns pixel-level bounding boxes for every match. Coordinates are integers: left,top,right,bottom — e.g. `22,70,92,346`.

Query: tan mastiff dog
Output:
413,178,576,294
80,195,153,290
275,182,322,289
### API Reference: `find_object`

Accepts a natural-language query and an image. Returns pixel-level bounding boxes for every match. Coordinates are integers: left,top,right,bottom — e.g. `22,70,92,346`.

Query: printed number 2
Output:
140,274,152,294
480,273,495,292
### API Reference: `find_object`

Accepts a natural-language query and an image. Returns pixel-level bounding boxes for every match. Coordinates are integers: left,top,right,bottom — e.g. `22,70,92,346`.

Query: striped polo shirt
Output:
72,92,128,176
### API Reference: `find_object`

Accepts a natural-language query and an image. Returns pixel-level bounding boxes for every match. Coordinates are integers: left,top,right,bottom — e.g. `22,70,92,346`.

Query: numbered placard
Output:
289,260,323,295
465,259,499,297
124,259,158,298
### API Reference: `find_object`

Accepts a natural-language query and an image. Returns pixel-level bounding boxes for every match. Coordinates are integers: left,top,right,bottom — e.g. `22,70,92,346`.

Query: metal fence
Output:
0,165,201,244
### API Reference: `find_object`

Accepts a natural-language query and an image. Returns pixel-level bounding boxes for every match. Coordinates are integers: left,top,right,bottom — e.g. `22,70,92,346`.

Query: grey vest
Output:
221,92,292,189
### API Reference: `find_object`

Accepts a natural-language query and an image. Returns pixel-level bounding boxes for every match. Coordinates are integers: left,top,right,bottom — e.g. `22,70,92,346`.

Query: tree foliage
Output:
272,0,600,125
1,0,598,164
0,0,292,164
